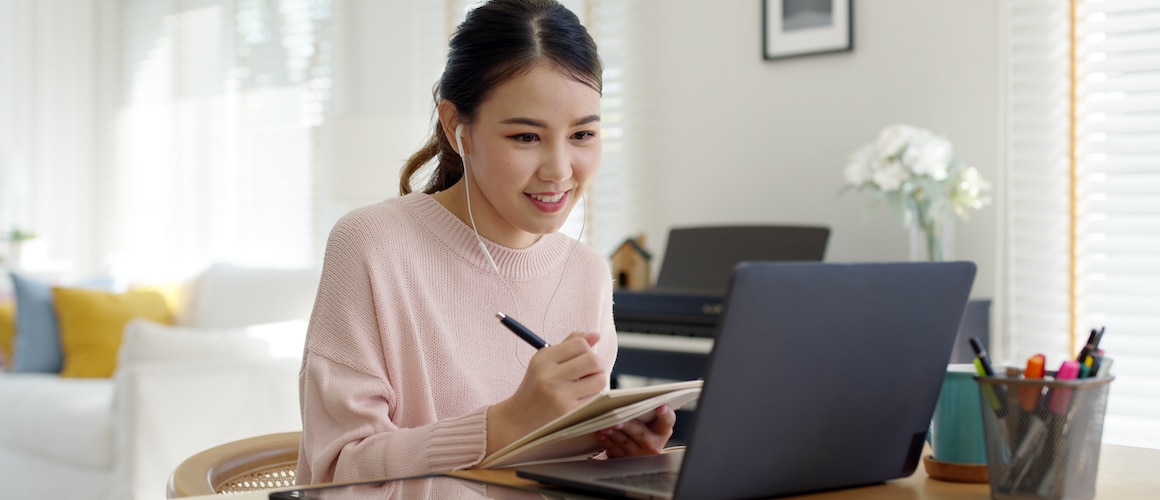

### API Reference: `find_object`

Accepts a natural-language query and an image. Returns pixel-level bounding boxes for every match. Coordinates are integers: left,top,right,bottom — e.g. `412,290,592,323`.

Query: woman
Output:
297,0,675,484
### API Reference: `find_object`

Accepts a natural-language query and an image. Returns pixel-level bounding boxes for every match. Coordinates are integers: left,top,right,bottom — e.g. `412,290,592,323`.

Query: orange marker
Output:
1020,354,1046,412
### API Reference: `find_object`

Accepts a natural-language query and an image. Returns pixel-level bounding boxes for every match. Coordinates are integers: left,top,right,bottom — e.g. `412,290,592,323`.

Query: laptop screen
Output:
519,261,976,499
675,261,975,499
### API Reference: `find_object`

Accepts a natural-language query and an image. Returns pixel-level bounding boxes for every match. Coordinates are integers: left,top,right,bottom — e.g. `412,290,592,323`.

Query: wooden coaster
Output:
923,454,990,483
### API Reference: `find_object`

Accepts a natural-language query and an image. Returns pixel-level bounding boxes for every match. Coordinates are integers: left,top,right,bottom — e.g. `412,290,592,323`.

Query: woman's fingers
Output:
528,331,606,395
597,406,676,458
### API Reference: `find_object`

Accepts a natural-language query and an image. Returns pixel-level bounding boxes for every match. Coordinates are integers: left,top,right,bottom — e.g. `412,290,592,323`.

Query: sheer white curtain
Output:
1004,0,1160,449
113,0,631,282
112,0,332,280
0,0,100,276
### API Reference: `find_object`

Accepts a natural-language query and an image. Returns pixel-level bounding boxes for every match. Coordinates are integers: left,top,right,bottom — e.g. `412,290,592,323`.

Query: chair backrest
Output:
167,431,301,498
654,225,830,292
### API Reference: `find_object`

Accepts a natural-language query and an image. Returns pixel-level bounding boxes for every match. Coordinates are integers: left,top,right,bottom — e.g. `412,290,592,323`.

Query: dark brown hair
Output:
399,0,603,195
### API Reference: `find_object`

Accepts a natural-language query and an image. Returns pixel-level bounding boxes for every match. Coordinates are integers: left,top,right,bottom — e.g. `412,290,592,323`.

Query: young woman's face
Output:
460,64,602,248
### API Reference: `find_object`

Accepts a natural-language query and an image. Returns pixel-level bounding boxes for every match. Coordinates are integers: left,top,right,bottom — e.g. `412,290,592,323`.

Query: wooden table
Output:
184,443,1160,499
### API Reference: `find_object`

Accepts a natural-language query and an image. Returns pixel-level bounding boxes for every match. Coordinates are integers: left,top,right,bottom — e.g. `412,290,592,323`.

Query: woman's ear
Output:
436,100,465,156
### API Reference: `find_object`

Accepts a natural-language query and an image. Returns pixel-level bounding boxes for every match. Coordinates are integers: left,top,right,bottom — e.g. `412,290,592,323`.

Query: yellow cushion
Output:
0,301,14,368
53,288,172,378
129,281,187,315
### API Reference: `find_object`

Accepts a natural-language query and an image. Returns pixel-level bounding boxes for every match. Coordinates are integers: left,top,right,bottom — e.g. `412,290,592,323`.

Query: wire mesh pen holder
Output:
974,374,1113,500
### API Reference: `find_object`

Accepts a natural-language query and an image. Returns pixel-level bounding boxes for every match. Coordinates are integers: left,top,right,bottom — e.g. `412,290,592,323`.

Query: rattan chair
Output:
167,431,300,497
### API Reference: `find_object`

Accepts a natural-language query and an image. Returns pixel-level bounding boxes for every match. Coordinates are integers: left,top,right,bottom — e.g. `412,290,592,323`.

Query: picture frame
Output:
762,0,853,61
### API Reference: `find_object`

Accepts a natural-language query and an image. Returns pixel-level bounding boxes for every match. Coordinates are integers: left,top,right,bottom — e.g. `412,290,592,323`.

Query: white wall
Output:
315,0,448,243
629,0,1001,300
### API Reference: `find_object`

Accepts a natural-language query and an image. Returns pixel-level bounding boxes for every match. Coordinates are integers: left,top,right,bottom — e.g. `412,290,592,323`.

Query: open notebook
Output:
477,380,702,469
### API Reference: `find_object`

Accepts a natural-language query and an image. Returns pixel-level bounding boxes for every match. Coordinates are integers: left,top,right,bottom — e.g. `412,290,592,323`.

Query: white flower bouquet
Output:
843,124,991,261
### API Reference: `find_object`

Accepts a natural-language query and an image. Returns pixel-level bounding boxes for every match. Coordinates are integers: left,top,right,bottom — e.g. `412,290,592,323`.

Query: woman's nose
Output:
538,143,572,182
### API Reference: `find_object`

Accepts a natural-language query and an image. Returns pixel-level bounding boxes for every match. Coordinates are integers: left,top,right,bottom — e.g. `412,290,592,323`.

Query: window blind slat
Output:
1082,57,1160,75
1081,174,1160,191
1078,0,1160,13
1080,12,1160,34
1082,96,1160,114
1081,117,1160,135
1083,154,1160,172
1080,33,1160,53
1084,262,1160,278
1076,73,1160,94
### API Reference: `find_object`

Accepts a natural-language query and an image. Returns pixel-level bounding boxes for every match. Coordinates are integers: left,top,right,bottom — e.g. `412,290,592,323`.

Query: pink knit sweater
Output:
296,193,618,484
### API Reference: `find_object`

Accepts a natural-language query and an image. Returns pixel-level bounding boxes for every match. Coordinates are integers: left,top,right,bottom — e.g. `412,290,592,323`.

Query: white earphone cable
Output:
456,124,581,366
459,126,522,322
541,198,584,335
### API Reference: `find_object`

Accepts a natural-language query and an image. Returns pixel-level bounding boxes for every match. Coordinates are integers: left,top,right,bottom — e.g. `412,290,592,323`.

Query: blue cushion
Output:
9,272,63,373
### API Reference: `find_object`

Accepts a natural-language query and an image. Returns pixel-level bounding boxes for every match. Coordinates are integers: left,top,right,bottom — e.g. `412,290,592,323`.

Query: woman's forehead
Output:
478,64,601,124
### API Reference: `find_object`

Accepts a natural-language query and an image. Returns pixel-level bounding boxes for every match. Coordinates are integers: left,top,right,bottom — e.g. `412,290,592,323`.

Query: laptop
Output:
517,261,976,499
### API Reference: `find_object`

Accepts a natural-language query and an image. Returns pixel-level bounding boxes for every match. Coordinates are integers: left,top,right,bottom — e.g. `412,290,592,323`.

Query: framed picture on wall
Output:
762,0,853,61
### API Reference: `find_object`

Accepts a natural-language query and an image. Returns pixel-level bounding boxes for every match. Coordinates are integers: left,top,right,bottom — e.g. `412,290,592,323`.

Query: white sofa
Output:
0,264,319,500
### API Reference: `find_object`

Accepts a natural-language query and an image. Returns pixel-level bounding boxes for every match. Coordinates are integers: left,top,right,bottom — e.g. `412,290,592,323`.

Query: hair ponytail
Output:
399,117,462,195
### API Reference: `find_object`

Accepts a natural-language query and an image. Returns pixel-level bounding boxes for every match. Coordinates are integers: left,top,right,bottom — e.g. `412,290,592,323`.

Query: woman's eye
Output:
511,133,539,143
572,130,596,141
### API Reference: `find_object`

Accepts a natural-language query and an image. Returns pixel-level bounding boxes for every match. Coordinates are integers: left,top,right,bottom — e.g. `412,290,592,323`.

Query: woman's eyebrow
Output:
573,115,600,126
500,117,545,127
499,115,601,127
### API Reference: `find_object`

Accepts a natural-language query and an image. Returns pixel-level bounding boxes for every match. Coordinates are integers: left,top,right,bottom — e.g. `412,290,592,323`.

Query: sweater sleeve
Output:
297,352,488,483
296,209,488,484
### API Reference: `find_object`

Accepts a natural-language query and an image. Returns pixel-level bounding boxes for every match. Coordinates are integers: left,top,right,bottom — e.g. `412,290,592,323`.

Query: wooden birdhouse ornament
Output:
610,233,653,291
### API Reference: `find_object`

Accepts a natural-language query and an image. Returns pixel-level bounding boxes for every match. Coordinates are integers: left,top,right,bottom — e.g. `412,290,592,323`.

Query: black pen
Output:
969,337,996,376
496,312,550,349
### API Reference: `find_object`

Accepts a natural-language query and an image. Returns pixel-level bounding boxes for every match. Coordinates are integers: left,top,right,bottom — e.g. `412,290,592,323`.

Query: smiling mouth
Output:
527,192,566,203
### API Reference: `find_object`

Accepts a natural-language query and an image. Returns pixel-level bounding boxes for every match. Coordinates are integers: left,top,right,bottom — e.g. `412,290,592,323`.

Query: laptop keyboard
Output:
596,471,679,492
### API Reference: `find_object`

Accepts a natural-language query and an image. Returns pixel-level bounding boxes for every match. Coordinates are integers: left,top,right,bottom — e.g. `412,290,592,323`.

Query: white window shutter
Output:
1006,0,1160,449
1074,0,1160,449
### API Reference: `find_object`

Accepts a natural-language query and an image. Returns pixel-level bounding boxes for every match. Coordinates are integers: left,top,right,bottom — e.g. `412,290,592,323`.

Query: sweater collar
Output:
401,193,574,281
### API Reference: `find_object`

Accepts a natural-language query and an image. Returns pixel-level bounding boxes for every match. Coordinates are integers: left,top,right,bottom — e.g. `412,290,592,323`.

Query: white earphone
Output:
453,121,585,364
454,124,466,159
456,124,505,279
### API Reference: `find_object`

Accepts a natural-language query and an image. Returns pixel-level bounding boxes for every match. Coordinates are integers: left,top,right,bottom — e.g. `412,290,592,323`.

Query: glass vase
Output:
908,220,949,262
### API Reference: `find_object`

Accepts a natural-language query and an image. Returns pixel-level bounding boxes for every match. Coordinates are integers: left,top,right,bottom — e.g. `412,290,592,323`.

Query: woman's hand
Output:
595,404,676,458
487,331,607,454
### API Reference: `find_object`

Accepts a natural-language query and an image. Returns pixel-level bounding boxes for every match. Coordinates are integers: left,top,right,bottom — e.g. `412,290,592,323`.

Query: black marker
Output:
496,312,550,349
1075,327,1100,364
969,337,996,376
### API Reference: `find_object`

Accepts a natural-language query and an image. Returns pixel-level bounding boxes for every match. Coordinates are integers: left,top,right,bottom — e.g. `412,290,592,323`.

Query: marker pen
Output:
1020,354,1046,412
969,337,1008,418
1031,361,1082,494
1049,360,1081,415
